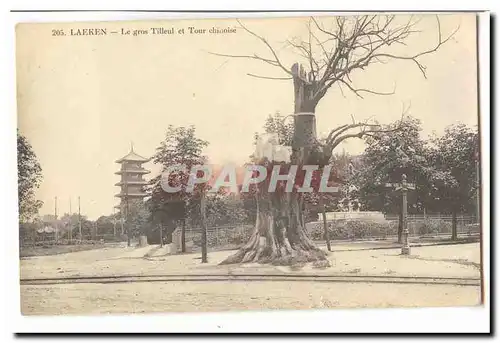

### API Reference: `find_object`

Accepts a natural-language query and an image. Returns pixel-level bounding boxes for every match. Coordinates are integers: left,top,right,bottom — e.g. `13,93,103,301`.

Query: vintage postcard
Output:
17,13,484,317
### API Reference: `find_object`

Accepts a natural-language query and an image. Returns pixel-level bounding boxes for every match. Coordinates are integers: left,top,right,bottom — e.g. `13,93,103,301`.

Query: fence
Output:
305,214,480,241
20,231,122,247
21,214,480,249
384,214,479,236
176,224,254,252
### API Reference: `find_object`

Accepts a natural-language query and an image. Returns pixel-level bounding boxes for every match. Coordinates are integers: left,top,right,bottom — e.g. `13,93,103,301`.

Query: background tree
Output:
58,213,79,238
95,215,116,236
258,111,294,146
149,125,209,250
188,192,251,227
427,124,479,240
18,132,43,223
214,15,456,265
78,216,94,239
351,116,434,242
127,200,152,239
49,214,93,240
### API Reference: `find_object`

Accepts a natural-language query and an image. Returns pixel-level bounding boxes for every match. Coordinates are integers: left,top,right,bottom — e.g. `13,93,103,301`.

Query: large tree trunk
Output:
181,219,186,253
220,194,328,265
451,210,458,241
220,62,329,267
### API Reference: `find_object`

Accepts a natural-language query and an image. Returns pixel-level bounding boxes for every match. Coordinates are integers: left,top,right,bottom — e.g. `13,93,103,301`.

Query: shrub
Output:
191,233,217,247
416,219,452,235
308,220,397,241
189,226,254,248
348,221,370,239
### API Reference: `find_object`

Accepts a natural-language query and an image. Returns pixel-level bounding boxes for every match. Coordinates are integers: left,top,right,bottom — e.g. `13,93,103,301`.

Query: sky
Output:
16,14,478,220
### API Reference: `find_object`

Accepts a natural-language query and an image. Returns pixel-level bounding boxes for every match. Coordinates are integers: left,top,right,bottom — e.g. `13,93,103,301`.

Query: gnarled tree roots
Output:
219,211,330,268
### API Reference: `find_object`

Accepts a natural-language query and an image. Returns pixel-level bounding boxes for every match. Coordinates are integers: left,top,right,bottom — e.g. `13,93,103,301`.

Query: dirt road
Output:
21,281,481,315
19,242,482,315
20,243,481,280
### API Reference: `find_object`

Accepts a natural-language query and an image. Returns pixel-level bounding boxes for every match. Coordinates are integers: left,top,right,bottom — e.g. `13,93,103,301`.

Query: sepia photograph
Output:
16,12,485,319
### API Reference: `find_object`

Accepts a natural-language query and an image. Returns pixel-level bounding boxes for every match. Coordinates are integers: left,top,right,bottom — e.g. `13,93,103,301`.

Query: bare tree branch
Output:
329,121,404,152
247,73,293,80
235,19,293,76
207,51,280,67
319,104,410,161
337,79,396,99
371,18,461,78
210,14,458,111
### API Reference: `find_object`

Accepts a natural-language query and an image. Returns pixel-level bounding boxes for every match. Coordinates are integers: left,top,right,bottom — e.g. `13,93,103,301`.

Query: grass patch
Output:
20,244,106,258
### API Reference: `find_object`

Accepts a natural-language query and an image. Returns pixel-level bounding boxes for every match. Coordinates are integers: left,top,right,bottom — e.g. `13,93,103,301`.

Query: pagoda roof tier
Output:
114,180,149,186
115,168,151,175
115,145,151,163
115,193,149,198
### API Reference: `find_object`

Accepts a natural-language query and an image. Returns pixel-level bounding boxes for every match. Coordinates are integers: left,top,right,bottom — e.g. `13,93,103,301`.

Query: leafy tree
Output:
127,200,152,238
149,125,209,248
95,215,116,236
350,116,434,242
213,16,456,265
58,213,79,238
189,192,251,227
259,112,294,146
427,124,479,239
52,213,93,239
81,218,94,239
18,132,43,222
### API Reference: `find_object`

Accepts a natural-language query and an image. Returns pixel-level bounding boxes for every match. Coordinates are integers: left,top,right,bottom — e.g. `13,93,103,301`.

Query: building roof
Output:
115,144,150,163
114,180,148,186
115,168,150,175
114,192,150,198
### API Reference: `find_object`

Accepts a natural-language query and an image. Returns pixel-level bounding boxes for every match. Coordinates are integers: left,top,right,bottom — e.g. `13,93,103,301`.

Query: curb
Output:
20,273,481,287
326,239,480,252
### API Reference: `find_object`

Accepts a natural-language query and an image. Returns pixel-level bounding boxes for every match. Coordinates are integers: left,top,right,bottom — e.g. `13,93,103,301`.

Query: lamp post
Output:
386,174,415,255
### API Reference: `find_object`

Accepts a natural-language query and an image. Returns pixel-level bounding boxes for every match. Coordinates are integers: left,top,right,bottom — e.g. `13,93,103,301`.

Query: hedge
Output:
308,220,398,241
308,219,458,241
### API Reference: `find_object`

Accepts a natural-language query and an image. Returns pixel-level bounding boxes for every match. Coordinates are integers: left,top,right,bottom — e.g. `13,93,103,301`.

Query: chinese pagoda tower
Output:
115,143,151,216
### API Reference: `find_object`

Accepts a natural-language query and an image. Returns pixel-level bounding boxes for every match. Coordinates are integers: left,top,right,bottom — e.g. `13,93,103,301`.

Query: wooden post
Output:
451,210,458,241
125,181,131,247
159,223,163,248
476,151,481,224
319,193,331,252
120,209,124,235
69,198,72,242
113,206,117,237
398,205,403,243
54,196,58,242
181,219,186,253
200,193,208,263
78,196,82,240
